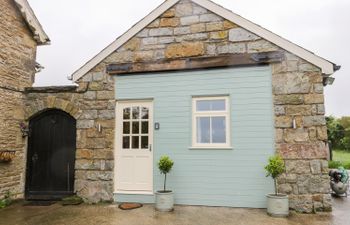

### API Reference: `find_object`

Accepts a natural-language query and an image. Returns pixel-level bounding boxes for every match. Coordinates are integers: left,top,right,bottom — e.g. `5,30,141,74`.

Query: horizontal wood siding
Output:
115,66,274,208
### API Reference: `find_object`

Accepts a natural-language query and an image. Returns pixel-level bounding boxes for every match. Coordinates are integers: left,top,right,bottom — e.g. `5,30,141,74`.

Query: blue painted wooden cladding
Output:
114,66,275,208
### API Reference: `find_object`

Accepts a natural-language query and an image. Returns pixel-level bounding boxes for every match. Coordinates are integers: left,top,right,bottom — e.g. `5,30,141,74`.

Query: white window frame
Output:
191,96,231,149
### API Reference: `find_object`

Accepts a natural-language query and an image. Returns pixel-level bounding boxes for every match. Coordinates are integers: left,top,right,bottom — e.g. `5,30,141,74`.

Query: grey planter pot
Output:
266,194,289,217
155,191,174,212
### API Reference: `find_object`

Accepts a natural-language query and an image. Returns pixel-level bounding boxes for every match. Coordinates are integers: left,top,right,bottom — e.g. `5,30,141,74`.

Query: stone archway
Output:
25,96,82,121
24,86,115,203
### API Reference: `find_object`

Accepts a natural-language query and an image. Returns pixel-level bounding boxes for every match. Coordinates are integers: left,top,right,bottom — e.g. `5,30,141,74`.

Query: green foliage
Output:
339,117,350,136
158,155,174,175
329,150,350,170
326,116,345,148
0,191,12,209
328,160,342,169
264,155,285,195
340,137,350,151
333,150,350,164
344,163,350,170
329,161,350,170
158,156,174,192
61,195,83,206
327,116,350,151
265,155,285,179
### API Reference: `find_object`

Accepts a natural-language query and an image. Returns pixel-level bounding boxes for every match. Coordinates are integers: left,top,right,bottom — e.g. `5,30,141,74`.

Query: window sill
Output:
189,146,233,150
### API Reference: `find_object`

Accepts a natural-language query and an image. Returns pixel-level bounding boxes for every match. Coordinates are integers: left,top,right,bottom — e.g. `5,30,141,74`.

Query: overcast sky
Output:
29,0,349,117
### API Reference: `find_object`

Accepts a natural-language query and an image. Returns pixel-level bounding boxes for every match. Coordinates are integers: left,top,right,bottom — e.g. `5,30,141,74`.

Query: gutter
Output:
323,64,341,86
334,64,341,72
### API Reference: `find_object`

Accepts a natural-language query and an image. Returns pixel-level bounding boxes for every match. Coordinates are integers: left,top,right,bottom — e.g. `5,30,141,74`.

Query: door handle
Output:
149,144,152,152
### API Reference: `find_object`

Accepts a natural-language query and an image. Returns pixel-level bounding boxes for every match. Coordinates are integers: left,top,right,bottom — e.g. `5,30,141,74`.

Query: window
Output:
122,106,150,150
192,96,231,148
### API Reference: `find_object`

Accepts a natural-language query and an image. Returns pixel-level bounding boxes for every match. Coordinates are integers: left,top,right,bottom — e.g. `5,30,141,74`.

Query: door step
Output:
23,201,57,206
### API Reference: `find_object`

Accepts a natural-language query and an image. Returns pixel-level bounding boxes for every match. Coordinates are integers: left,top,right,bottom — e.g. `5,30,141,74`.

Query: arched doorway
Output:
25,109,76,200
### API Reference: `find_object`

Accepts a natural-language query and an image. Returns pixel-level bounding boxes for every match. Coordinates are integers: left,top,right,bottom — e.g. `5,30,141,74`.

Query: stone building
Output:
2,0,340,213
0,0,49,198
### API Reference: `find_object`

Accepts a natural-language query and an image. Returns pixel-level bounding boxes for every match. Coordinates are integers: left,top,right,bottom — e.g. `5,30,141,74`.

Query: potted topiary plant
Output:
264,155,289,217
155,155,174,212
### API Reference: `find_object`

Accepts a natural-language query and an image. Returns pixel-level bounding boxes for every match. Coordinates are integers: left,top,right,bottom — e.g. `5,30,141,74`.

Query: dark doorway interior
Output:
25,109,76,200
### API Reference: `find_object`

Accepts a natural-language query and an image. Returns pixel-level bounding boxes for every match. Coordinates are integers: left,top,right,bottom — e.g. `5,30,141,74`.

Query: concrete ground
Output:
0,197,348,225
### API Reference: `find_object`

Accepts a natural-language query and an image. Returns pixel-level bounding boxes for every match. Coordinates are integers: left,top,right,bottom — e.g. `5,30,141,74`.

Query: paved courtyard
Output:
0,197,348,225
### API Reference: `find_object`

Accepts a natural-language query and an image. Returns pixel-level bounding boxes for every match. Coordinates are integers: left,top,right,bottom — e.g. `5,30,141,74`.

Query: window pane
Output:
196,117,210,143
123,136,130,149
212,100,226,111
212,116,226,143
196,100,211,111
123,122,130,134
132,121,139,134
132,136,139,149
141,136,148,149
141,107,149,119
123,108,130,119
132,107,140,119
196,99,225,111
141,121,148,134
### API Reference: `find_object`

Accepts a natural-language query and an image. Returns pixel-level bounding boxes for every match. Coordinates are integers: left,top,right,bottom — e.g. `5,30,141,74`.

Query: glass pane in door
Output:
132,107,140,119
123,122,130,134
141,107,149,119
132,122,139,134
141,136,148,149
123,136,130,149
141,121,148,134
123,108,130,119
132,136,139,149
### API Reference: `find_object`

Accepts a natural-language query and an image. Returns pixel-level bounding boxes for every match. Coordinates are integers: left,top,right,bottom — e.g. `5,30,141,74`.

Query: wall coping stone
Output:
25,86,78,93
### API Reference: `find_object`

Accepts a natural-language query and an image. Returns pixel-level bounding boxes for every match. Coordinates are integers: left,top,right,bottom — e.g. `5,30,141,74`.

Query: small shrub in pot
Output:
155,156,174,211
264,155,289,217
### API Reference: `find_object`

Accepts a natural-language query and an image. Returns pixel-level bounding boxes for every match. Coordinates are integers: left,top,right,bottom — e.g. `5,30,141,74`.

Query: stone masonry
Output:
0,0,38,199
273,55,330,213
23,0,330,211
25,73,116,203
93,0,329,211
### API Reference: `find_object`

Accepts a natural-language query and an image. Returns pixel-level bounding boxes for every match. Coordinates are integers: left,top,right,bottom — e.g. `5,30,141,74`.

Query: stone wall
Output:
25,73,115,203
0,0,37,198
23,0,330,211
272,56,331,212
86,0,329,211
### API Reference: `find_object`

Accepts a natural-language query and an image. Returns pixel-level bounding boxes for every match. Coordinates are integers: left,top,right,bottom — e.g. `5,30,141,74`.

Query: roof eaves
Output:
13,0,50,45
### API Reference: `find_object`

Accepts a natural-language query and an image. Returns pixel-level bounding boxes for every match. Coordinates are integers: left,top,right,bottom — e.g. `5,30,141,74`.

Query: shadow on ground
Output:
0,197,348,225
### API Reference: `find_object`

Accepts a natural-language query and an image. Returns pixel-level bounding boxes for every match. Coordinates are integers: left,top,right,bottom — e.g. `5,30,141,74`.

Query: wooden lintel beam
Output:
107,51,284,75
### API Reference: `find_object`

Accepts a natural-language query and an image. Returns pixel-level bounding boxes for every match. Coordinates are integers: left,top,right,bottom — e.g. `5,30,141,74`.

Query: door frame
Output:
114,99,154,195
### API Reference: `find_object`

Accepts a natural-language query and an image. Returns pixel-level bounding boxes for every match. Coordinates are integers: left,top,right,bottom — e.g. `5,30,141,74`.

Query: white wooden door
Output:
115,101,153,193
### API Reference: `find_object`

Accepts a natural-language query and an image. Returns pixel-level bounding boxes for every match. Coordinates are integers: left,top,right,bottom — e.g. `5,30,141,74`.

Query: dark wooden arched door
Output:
25,109,76,200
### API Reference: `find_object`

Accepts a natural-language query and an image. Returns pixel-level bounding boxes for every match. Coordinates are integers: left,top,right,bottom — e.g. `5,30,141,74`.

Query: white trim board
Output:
71,0,337,82
13,0,50,45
